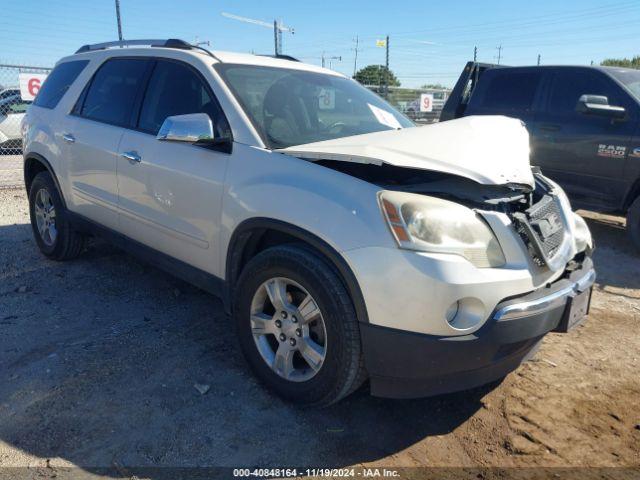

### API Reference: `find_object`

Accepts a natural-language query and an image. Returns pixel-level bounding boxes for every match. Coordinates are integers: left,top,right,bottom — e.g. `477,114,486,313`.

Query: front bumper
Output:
361,256,595,399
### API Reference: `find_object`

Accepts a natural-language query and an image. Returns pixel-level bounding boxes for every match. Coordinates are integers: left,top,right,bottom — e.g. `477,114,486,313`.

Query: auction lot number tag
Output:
18,73,49,101
420,93,434,112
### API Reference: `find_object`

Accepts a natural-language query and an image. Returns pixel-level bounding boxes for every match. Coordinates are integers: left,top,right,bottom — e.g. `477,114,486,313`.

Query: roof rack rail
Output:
75,39,189,54
75,38,223,62
257,54,300,62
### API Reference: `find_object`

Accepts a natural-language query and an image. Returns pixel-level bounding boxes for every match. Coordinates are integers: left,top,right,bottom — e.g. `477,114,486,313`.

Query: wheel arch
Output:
225,217,369,324
23,153,66,208
623,177,640,212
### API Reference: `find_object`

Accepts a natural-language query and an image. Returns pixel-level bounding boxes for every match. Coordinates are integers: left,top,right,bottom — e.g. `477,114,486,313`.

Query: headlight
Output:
573,213,593,253
379,191,506,268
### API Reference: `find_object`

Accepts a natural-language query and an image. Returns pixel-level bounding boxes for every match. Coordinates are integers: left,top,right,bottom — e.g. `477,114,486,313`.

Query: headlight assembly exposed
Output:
379,191,506,268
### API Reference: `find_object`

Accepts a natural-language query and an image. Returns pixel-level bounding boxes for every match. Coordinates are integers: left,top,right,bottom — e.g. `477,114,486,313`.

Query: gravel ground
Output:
0,157,639,476
0,156,22,190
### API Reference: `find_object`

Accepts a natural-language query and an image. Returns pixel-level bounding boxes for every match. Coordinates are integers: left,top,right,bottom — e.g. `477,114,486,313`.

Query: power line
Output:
358,1,639,39
288,1,638,50
221,12,294,55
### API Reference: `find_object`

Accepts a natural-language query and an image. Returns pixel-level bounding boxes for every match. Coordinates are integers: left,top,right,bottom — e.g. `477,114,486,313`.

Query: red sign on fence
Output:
18,73,49,101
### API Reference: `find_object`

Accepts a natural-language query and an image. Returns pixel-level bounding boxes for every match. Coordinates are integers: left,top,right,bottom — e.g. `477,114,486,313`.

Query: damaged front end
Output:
277,116,591,273
307,159,589,273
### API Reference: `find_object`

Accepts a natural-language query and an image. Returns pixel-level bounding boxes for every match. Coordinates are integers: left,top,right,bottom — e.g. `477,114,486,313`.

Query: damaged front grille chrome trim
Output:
493,268,596,321
512,193,573,271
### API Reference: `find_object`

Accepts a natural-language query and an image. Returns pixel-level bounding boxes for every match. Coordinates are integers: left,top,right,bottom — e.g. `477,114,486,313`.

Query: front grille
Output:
513,194,566,266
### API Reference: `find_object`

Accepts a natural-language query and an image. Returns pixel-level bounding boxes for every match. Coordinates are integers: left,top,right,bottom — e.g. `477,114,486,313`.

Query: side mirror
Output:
157,113,215,143
576,94,626,119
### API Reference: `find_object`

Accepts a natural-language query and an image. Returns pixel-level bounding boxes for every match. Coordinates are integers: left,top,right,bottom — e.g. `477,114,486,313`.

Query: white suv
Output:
21,39,595,405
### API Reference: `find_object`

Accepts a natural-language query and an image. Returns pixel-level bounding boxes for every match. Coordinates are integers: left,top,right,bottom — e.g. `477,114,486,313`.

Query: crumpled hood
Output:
278,115,535,189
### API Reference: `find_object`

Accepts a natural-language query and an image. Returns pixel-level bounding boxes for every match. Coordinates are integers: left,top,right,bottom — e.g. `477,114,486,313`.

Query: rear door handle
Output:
539,124,561,132
62,133,75,143
121,151,142,163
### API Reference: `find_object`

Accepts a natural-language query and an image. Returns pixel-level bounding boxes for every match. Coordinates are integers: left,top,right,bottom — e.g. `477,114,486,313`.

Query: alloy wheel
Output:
34,188,57,247
250,277,327,382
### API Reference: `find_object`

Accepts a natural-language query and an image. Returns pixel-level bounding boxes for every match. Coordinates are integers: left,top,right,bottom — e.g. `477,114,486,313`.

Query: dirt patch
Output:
0,188,638,474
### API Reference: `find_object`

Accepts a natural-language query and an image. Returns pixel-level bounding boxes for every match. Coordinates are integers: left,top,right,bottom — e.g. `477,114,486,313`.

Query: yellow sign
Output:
376,39,386,47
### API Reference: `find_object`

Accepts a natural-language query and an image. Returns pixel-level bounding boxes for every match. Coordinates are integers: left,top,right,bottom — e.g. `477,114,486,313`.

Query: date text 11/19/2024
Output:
232,468,401,477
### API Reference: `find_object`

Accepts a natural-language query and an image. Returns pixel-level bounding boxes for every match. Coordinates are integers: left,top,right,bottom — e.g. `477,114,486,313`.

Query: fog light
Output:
445,298,486,331
445,301,460,324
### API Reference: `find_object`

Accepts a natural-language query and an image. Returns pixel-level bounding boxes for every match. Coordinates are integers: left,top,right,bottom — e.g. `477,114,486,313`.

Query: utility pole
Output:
222,12,294,55
537,54,541,66
384,35,390,97
353,35,359,77
496,45,502,65
114,0,123,41
473,46,477,62
321,52,341,69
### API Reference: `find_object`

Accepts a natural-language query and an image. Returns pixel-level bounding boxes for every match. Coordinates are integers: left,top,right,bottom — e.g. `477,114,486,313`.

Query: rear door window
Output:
477,71,542,112
79,58,149,127
33,60,89,109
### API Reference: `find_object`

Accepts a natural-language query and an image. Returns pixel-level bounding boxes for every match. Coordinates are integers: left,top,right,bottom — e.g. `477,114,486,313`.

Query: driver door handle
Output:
121,151,142,163
62,133,75,143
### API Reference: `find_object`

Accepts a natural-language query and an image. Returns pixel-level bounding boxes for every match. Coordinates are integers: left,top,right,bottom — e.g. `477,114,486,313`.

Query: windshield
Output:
215,64,414,149
606,68,640,102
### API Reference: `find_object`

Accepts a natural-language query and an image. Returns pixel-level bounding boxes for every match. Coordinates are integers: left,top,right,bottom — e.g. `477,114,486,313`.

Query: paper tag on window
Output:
368,103,402,129
318,88,335,110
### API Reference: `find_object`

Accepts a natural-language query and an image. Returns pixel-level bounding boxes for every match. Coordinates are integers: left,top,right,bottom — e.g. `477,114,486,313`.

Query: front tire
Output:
28,171,85,260
627,196,640,253
233,244,366,405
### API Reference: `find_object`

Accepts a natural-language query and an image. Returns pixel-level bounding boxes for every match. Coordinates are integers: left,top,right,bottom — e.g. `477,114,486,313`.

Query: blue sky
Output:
1,0,639,87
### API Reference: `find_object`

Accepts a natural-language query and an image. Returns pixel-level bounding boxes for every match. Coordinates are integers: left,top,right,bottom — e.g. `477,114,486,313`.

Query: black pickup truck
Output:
441,62,640,251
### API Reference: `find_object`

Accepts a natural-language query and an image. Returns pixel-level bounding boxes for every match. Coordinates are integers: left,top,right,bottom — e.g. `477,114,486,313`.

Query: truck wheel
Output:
628,197,640,253
233,244,366,405
28,171,85,260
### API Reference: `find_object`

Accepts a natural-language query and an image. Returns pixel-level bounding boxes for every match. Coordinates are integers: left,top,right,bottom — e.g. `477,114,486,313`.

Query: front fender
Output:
221,144,395,261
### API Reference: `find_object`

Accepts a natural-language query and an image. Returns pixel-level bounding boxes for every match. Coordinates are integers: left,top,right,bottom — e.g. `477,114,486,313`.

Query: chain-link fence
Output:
365,85,451,124
0,64,52,156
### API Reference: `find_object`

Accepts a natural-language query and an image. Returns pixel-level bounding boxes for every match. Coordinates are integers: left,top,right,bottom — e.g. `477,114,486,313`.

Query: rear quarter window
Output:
33,60,89,109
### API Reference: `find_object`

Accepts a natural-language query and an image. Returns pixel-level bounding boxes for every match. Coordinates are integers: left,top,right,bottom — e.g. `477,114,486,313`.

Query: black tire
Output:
628,196,640,253
233,244,367,406
28,171,85,260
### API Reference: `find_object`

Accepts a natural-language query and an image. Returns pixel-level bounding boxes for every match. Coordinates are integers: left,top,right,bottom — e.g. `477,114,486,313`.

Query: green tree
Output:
601,56,640,69
354,65,401,87
420,83,447,90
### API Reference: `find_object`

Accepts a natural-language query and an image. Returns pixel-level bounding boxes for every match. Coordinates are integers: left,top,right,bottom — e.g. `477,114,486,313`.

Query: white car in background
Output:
0,88,30,151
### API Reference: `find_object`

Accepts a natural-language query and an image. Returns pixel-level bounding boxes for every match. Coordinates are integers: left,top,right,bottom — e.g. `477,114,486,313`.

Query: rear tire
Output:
233,244,367,405
28,171,85,260
627,196,640,253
